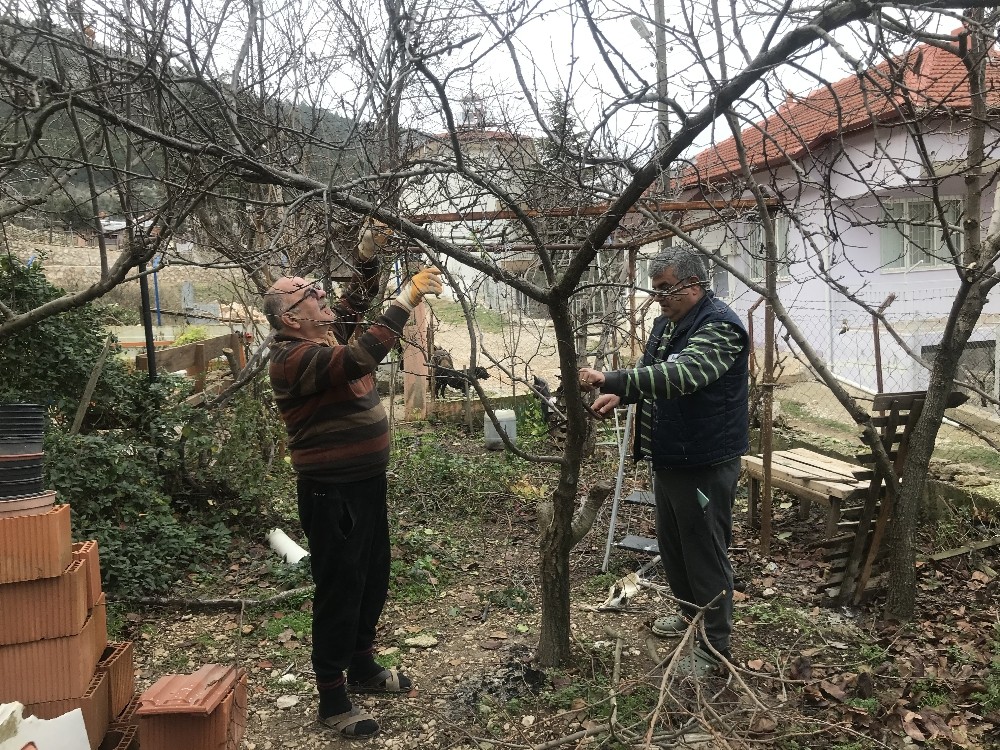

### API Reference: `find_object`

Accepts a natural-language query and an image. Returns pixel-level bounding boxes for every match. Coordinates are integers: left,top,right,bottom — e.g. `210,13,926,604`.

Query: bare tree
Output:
3,0,998,664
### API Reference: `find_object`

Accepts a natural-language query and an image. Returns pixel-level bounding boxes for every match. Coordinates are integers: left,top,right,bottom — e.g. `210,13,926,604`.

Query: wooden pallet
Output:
747,390,967,605
831,390,965,604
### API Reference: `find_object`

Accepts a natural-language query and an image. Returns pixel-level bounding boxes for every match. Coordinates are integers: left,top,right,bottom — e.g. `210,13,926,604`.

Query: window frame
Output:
745,215,791,281
879,198,963,272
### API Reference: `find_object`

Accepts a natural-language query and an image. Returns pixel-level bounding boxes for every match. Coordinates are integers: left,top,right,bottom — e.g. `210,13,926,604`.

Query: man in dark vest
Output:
579,246,749,676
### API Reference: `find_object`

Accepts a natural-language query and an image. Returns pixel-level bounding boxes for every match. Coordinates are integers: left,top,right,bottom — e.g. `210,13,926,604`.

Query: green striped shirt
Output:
617,321,743,401
603,320,743,460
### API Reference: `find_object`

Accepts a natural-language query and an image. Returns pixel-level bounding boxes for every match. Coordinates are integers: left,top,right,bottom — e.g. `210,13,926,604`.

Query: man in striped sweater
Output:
264,229,442,738
579,246,749,677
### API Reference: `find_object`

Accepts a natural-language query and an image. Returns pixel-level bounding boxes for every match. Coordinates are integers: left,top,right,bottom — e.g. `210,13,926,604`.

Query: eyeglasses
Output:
282,284,322,316
645,278,701,298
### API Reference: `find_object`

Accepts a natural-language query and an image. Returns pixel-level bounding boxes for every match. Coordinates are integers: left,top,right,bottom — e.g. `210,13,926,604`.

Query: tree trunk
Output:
884,446,924,618
885,16,994,615
885,291,986,618
537,482,613,547
536,297,589,667
536,480,574,666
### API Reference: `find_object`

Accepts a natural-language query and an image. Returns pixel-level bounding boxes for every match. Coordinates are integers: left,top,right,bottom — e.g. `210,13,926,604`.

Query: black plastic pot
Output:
0,456,44,483
0,438,43,456
0,404,43,415
0,404,44,441
0,413,43,422
0,475,45,498
0,424,44,440
0,405,43,422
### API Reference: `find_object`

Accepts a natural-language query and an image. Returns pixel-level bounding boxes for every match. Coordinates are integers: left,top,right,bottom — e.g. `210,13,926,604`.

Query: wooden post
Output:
628,246,638,360
230,332,247,369
403,302,429,419
189,343,207,392
222,349,240,378
427,323,436,406
71,335,112,435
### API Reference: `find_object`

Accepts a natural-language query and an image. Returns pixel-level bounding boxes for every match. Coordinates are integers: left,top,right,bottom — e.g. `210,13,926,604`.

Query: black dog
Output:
432,364,490,398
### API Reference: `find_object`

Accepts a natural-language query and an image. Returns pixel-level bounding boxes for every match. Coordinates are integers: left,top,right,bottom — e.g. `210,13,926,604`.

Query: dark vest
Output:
641,292,749,468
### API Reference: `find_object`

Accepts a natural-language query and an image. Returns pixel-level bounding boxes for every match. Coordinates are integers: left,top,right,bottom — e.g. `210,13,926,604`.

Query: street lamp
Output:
630,7,669,179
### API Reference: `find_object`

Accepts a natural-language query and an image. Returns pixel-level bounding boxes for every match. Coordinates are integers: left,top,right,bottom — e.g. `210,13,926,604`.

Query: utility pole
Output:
631,10,669,164
653,0,669,193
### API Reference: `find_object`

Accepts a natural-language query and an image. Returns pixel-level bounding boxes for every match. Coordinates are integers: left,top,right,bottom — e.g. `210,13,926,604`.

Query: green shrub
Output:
516,398,550,446
2,260,291,596
0,257,129,416
163,385,294,521
90,301,142,326
388,429,522,517
45,429,230,598
174,325,210,345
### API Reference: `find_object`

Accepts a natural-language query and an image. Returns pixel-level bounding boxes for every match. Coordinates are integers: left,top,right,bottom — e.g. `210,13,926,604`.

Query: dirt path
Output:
428,313,564,395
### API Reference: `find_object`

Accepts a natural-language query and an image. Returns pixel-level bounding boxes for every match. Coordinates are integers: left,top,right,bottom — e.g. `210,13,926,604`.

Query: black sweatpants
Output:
297,473,390,688
653,457,739,654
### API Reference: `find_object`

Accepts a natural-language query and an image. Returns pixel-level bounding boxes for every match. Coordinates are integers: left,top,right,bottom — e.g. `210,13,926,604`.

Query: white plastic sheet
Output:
0,702,89,750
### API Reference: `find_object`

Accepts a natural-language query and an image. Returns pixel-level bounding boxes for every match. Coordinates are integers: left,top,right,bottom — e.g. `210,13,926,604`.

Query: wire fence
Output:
742,293,1000,450
750,305,999,400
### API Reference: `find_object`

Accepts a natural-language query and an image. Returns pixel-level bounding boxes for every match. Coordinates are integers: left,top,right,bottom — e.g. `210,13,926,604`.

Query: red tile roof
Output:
687,30,1000,188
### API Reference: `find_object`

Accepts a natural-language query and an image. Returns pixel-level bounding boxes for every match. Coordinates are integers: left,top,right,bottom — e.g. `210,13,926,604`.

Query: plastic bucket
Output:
484,409,517,450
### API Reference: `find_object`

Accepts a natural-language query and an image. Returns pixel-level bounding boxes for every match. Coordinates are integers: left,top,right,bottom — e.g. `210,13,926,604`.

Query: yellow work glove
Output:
357,221,393,262
396,267,443,312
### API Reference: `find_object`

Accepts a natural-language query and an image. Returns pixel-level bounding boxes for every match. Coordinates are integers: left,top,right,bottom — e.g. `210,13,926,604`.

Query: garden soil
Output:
124,421,1000,750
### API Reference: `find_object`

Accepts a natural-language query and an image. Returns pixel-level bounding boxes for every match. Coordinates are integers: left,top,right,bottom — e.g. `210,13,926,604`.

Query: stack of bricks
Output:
0,505,139,750
136,664,248,750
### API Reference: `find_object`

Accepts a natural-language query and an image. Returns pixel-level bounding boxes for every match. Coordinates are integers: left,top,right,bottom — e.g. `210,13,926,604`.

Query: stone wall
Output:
4,223,85,248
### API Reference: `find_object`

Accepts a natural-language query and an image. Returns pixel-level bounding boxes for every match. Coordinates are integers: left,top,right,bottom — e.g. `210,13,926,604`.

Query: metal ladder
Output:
601,403,660,572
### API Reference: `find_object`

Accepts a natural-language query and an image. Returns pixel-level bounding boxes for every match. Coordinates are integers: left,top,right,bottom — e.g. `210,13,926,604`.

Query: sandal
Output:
651,614,689,637
348,667,412,694
318,706,380,738
673,647,721,678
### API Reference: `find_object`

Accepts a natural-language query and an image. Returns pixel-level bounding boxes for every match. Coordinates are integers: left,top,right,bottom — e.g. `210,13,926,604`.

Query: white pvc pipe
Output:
266,528,309,564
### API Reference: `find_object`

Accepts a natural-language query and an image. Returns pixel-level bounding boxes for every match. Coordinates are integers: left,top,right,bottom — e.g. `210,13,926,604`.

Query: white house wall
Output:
400,134,539,309
706,118,1000,393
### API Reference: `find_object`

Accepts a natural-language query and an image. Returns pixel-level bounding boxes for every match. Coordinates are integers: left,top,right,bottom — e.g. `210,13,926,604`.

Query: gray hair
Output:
262,292,288,330
648,246,708,282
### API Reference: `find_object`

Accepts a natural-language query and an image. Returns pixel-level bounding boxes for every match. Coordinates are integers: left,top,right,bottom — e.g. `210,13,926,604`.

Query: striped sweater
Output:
605,321,743,402
269,261,410,482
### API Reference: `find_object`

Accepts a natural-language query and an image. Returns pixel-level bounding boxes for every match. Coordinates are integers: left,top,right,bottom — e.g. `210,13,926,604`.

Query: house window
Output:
880,200,963,270
711,262,729,298
746,216,791,281
637,257,651,285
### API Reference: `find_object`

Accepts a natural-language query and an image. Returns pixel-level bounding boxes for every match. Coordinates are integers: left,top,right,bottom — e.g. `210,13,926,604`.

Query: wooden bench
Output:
743,447,869,537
